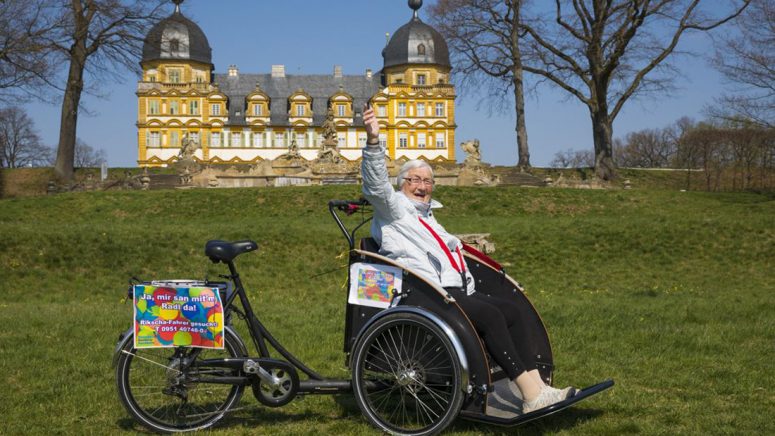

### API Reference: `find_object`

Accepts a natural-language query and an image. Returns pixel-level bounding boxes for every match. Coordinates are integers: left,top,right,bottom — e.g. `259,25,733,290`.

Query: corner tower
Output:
378,0,456,162
137,0,218,167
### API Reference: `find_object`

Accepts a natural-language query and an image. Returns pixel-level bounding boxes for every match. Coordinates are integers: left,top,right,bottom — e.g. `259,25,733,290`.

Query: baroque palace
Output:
137,0,457,167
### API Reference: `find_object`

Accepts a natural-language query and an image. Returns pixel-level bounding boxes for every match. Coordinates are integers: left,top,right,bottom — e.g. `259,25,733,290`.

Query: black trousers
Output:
446,288,536,380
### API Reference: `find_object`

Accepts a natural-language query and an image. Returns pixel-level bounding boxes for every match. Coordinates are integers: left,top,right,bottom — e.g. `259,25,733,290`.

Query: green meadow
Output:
0,185,773,435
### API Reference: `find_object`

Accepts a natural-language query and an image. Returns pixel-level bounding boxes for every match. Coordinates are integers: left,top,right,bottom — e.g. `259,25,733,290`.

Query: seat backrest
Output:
359,237,380,254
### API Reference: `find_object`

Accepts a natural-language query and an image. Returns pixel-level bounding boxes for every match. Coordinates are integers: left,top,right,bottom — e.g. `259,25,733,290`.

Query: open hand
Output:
363,103,379,144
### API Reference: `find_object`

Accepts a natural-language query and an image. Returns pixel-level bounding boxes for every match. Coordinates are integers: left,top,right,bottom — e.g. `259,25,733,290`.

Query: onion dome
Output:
383,0,451,69
141,0,212,65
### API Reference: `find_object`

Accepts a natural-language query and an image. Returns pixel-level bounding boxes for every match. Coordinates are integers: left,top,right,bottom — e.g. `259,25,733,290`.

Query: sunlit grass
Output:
0,185,773,435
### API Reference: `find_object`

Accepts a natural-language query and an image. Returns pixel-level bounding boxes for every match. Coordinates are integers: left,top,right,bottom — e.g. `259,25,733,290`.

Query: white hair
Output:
396,159,434,189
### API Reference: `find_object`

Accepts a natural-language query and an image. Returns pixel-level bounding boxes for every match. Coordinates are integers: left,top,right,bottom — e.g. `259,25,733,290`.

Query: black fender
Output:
349,305,470,393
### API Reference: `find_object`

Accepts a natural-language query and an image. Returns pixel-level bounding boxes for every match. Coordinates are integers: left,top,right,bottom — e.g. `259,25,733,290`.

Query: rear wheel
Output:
115,330,246,432
351,312,464,436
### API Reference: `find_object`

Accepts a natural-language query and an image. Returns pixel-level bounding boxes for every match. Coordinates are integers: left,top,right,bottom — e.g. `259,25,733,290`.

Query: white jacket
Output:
361,145,476,294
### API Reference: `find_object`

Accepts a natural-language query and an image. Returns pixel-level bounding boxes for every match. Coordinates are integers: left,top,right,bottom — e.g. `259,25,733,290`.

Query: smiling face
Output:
401,166,434,203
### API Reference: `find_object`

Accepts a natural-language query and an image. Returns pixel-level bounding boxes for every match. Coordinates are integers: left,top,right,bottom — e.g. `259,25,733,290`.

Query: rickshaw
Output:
113,198,613,435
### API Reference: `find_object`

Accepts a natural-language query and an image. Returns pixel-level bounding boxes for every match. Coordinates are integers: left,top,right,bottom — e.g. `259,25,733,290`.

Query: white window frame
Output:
169,101,179,115
189,100,199,115
338,104,346,117
168,69,181,84
170,131,179,147
149,131,160,147
295,132,306,147
436,135,446,148
275,132,284,148
398,102,406,117
149,100,159,115
253,132,263,148
417,103,426,117
211,132,221,147
337,134,346,148
211,104,220,116
296,105,305,117
254,104,263,116
417,74,426,85
378,105,387,117
435,103,444,117
358,133,367,148
379,134,387,148
399,133,408,148
418,133,426,148
231,132,242,147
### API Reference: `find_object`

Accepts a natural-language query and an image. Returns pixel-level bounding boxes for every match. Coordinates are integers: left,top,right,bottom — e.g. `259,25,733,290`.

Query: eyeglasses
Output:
403,176,435,186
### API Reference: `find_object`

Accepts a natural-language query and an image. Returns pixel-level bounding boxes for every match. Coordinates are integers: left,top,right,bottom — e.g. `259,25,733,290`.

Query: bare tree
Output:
429,0,532,169
74,138,106,168
550,147,595,168
0,107,51,168
710,0,775,129
615,127,675,167
49,0,166,182
0,0,60,102
520,0,750,180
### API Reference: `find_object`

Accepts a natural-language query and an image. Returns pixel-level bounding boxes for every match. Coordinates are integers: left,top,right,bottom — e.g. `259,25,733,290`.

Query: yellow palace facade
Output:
137,0,456,167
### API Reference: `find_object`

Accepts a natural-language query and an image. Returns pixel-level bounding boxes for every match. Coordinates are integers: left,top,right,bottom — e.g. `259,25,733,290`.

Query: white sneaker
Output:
546,385,577,400
522,386,567,414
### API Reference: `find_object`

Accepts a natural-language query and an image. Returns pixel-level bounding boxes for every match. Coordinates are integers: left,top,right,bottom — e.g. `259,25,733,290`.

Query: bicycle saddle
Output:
205,240,258,263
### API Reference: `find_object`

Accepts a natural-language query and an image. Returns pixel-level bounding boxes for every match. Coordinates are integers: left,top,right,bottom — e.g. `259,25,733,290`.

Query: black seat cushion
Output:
360,237,380,253
205,240,258,263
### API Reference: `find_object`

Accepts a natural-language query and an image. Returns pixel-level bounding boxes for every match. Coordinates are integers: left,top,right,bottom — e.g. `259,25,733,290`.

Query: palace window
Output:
169,101,179,115
358,133,367,148
148,100,159,115
417,103,426,117
148,75,156,82
169,39,180,53
296,105,305,117
231,132,242,147
170,131,179,147
417,74,426,85
253,104,263,116
418,133,426,148
399,133,408,148
338,134,346,148
148,131,160,147
337,104,346,117
398,103,406,117
210,132,221,147
435,103,444,117
168,69,181,84
253,132,263,147
188,132,199,145
417,44,426,56
379,134,387,148
195,73,204,83
275,132,284,148
378,105,387,117
189,101,199,115
211,104,220,116
436,136,446,148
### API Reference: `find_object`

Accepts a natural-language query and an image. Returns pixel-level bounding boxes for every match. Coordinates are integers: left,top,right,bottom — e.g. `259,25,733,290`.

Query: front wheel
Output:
351,312,465,436
115,329,246,432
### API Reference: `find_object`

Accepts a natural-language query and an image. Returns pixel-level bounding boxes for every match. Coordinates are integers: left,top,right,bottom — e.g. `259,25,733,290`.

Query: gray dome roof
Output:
383,16,451,69
142,8,212,65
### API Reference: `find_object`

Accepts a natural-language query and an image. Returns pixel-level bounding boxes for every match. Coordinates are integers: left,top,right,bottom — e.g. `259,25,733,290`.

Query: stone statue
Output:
316,105,344,164
178,134,200,161
461,139,481,165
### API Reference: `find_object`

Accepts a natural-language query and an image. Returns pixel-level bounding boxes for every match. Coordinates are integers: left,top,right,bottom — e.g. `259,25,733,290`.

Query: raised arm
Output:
361,104,402,221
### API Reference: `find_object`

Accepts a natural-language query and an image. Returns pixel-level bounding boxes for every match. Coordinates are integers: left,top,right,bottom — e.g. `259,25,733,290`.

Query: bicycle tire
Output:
115,329,246,432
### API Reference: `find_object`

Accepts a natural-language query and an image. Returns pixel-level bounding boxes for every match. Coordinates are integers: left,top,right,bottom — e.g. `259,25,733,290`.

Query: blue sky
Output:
24,0,735,167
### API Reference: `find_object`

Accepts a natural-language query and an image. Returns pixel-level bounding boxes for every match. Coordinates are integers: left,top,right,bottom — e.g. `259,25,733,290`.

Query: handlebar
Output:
328,198,371,250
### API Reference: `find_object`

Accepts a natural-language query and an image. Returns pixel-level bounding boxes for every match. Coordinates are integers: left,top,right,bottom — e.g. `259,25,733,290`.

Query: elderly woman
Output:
360,105,574,413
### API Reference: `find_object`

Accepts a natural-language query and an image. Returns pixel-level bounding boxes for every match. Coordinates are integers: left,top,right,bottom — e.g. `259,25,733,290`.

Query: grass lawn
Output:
0,185,773,435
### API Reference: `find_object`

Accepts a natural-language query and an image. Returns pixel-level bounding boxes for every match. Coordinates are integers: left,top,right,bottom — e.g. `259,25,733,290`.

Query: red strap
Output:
418,217,465,273
462,243,503,271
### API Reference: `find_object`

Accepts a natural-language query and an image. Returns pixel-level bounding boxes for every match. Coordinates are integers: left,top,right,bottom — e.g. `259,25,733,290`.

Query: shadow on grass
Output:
117,407,323,432
451,407,606,435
